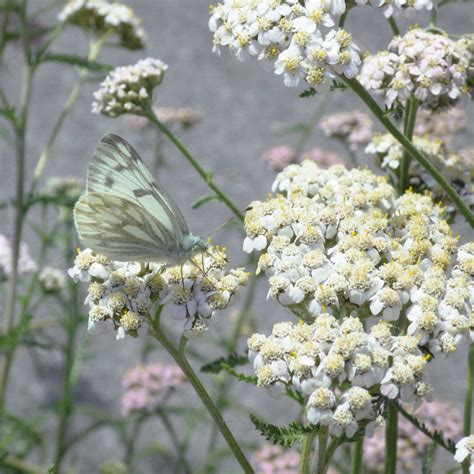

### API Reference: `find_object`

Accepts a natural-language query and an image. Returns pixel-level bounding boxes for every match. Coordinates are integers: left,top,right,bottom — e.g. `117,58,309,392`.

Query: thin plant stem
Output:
299,432,316,474
399,94,418,194
463,344,474,474
149,313,254,473
313,427,329,474
1,456,43,474
145,108,244,222
157,408,192,474
384,400,398,474
387,17,400,35
0,0,34,409
52,220,81,474
339,76,474,227
351,438,364,474
206,264,259,456
31,32,110,191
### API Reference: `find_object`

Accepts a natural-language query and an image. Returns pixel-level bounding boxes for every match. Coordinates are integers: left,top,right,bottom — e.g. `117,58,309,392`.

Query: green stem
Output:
313,427,329,474
145,109,244,222
0,0,34,409
149,315,254,473
299,432,315,474
157,408,192,474
384,401,398,474
341,76,474,227
463,344,474,474
399,95,417,194
1,456,43,474
387,17,400,35
351,438,364,474
52,221,81,474
31,33,109,191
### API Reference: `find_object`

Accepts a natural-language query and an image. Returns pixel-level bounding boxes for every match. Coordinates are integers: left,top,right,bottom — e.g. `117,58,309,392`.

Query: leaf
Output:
422,442,437,474
329,80,348,91
250,414,315,448
192,194,220,209
386,104,405,121
299,87,317,98
394,401,456,454
0,315,32,353
40,53,113,72
0,410,43,458
201,353,249,374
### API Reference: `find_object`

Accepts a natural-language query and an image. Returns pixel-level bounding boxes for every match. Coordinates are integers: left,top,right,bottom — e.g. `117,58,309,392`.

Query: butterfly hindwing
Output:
74,192,178,262
87,134,190,245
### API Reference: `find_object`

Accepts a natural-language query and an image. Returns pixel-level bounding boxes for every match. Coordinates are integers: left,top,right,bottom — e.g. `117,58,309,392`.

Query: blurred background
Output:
1,0,473,472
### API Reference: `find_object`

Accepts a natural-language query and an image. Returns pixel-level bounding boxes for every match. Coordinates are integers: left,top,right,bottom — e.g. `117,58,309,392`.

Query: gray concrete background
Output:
1,0,473,472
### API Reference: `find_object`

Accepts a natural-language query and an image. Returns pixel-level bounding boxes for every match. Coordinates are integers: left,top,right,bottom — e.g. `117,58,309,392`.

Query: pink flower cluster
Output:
260,146,344,171
121,362,186,416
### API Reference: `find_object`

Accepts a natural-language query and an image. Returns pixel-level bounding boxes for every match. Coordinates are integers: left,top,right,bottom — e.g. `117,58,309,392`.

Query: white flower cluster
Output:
244,161,473,430
455,435,474,473
39,267,66,293
359,29,471,110
209,0,361,88
58,0,145,50
92,59,168,117
320,110,374,151
366,133,474,211
249,316,431,436
360,0,435,18
68,247,249,340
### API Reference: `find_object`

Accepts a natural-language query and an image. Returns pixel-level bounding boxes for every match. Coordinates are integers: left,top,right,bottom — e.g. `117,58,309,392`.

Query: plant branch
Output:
384,400,398,474
399,94,417,194
299,432,316,474
145,108,244,222
463,344,474,474
340,76,474,227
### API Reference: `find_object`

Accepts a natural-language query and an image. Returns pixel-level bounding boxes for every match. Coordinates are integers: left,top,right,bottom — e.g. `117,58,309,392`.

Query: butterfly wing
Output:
74,192,180,262
87,133,189,243
74,134,190,261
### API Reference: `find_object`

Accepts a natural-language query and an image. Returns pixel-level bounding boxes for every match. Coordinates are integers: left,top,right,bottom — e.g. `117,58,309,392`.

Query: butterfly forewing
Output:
87,134,190,243
74,134,192,262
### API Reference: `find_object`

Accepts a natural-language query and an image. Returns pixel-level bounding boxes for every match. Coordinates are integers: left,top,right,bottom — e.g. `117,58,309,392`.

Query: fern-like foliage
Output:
201,353,258,385
250,414,316,448
299,87,317,98
394,401,456,454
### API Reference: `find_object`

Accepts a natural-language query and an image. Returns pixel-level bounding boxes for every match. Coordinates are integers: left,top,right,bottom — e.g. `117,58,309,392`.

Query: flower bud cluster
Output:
366,133,474,211
360,29,471,110
92,59,168,117
58,0,145,50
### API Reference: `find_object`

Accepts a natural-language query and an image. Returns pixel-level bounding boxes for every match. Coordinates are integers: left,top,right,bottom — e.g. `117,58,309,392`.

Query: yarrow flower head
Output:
92,59,168,117
320,110,374,151
39,267,66,293
69,246,249,340
455,435,474,473
0,234,36,281
366,133,474,213
58,0,145,50
360,29,472,110
121,362,187,416
39,176,83,207
245,160,472,434
209,0,361,89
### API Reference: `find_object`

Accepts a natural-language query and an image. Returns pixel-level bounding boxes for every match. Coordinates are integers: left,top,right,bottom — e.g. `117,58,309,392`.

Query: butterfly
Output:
74,133,208,264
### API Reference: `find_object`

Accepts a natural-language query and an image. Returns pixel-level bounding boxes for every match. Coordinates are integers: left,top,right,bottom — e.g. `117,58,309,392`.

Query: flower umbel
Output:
69,246,249,339
92,59,168,117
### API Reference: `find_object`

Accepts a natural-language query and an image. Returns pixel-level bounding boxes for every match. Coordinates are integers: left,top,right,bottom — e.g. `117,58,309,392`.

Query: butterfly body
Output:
74,134,208,264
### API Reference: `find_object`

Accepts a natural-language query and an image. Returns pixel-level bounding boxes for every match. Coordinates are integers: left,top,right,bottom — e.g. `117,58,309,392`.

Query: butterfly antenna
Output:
188,257,218,291
206,206,252,238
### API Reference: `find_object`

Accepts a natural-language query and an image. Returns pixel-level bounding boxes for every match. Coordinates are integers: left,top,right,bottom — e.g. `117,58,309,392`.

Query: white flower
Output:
455,435,474,473
39,267,66,293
